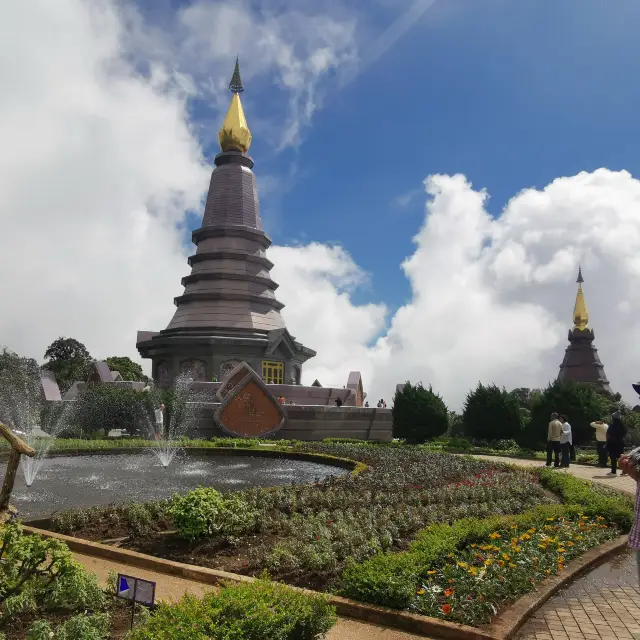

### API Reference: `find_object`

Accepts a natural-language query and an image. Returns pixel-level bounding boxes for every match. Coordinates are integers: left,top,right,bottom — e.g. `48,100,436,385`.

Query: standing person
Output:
154,403,165,441
591,418,609,467
606,411,627,476
559,414,572,468
619,454,640,582
546,412,563,467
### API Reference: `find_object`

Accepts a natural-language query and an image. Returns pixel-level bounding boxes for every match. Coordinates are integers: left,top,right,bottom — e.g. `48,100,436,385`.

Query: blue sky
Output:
163,0,640,312
7,0,640,403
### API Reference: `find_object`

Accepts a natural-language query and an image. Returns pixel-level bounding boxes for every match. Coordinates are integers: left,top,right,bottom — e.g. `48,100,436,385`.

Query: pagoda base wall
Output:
190,403,393,442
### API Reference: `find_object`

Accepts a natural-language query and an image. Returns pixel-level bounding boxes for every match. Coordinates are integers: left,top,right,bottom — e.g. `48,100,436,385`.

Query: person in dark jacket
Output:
606,411,627,476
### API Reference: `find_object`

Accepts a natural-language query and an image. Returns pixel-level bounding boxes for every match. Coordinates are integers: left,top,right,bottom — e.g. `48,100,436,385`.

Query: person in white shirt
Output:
559,414,572,468
154,403,165,440
590,419,609,467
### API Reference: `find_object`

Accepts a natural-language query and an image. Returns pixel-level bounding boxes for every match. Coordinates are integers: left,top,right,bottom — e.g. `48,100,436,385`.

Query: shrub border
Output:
19,524,627,640
14,449,634,639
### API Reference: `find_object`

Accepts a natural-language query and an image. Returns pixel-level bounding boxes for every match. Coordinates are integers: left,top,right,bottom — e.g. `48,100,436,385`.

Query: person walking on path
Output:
606,410,627,476
559,414,572,468
154,403,165,441
546,412,563,467
591,418,609,467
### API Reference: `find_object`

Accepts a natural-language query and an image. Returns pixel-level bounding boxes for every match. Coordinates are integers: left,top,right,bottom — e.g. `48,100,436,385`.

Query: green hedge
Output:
126,575,337,640
339,470,633,609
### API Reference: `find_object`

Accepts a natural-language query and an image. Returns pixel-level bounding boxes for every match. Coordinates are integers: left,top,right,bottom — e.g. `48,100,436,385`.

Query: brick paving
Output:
515,549,640,640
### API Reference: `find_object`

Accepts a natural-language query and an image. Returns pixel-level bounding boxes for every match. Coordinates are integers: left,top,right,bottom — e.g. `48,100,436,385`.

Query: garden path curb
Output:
486,534,628,639
22,525,626,640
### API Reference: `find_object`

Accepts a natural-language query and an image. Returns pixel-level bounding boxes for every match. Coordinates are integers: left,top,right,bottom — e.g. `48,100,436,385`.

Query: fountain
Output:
140,372,208,468
0,354,75,487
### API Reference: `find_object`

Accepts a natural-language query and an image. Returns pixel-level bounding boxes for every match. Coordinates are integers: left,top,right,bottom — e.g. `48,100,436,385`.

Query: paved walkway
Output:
476,456,640,639
515,549,640,640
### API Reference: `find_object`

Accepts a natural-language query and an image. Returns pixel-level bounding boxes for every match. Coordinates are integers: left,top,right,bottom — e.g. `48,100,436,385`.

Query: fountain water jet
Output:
141,372,207,468
0,351,75,487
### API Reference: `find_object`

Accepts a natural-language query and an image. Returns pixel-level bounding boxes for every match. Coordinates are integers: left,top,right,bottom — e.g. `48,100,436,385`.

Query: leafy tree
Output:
510,387,543,410
72,385,146,436
105,356,147,382
462,383,522,440
392,382,449,442
520,380,611,449
0,347,43,430
43,337,93,392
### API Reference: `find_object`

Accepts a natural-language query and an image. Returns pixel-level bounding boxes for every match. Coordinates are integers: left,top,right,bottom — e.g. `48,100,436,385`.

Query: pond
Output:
2,451,348,519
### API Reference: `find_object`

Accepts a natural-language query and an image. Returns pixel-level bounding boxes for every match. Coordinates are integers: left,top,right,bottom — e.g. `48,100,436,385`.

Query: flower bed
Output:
339,468,633,626
411,514,615,625
48,444,553,592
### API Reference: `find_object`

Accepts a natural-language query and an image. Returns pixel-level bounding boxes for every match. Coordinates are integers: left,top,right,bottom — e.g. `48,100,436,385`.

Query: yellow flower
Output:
427,570,437,575
513,546,522,553
498,560,505,567
508,563,517,568
470,544,477,549
485,559,493,566
538,544,547,550
547,518,555,522
581,516,589,521
416,589,425,595
489,532,502,540
557,548,566,554
567,542,574,547
457,562,468,569
545,569,551,574
468,568,478,576
502,553,511,561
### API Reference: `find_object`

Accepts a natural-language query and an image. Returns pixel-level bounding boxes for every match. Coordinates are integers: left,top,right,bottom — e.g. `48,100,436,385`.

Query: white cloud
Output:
128,0,360,149
2,0,639,415
0,0,209,363
302,169,640,409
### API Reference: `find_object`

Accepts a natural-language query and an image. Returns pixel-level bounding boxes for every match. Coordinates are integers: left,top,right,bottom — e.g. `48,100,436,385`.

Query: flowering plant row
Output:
412,514,616,625
339,468,632,626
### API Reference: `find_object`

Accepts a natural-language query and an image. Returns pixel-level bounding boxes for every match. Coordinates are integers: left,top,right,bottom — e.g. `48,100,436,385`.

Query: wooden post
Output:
0,422,35,521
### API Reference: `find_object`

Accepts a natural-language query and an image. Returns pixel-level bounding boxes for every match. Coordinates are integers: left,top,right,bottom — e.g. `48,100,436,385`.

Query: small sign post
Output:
116,573,156,629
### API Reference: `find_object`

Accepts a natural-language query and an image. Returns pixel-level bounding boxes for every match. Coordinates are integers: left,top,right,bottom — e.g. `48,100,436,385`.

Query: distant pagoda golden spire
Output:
572,265,589,330
218,57,252,153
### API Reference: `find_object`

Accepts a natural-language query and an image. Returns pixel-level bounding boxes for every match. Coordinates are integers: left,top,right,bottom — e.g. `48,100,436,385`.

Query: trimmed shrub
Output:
127,575,337,640
462,383,522,440
521,380,611,449
171,488,257,540
392,382,449,443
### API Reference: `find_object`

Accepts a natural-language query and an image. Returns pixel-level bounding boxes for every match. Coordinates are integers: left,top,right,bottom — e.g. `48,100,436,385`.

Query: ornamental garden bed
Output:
31,442,633,630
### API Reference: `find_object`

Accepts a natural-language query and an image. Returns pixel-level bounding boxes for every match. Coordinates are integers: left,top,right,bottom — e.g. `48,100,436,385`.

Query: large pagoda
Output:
137,59,315,387
557,267,612,394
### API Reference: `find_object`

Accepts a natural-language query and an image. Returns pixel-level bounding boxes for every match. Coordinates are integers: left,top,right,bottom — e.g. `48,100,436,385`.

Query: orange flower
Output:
442,604,452,615
444,588,454,597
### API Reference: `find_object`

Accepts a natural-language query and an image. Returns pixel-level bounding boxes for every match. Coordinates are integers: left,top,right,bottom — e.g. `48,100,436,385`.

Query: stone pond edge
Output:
19,524,627,640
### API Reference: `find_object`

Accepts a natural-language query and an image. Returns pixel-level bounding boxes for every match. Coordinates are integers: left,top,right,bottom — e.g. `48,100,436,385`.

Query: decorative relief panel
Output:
214,361,285,438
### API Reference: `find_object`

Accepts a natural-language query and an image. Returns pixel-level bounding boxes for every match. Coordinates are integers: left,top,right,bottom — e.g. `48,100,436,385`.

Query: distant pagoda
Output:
557,266,612,394
137,58,316,387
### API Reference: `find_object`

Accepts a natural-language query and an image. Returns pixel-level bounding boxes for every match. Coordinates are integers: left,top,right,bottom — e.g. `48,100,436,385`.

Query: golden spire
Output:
218,57,252,153
572,265,589,330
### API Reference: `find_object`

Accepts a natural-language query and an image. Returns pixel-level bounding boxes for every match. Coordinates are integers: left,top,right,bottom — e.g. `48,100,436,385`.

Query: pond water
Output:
1,452,347,519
